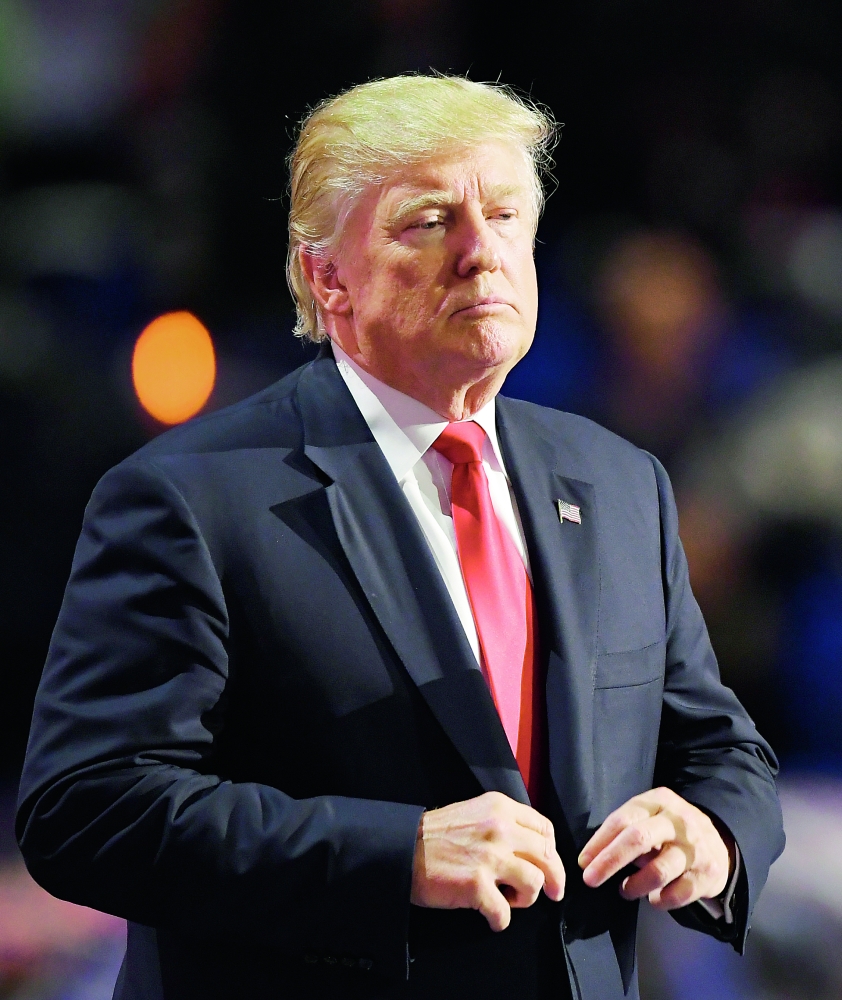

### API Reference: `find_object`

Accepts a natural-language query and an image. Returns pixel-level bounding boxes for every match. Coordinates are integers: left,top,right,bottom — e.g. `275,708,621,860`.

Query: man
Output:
17,76,784,1000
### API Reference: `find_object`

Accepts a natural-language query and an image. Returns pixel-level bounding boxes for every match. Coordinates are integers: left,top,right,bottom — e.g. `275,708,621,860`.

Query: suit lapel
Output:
294,353,528,804
496,398,601,835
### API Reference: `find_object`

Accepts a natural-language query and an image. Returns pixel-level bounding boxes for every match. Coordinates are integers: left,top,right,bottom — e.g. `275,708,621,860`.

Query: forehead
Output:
373,140,533,216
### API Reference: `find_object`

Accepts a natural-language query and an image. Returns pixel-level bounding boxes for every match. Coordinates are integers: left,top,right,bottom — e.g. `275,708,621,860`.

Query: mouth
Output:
450,298,513,318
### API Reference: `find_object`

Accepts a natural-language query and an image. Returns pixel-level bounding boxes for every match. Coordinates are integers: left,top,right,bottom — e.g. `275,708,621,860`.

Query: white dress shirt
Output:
332,342,531,666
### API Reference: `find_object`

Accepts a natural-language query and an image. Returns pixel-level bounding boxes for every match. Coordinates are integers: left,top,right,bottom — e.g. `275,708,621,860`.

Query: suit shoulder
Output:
129,363,309,461
84,361,321,544
498,395,655,477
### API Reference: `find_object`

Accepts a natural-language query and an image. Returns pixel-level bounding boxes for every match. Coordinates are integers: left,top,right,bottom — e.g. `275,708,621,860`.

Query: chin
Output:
458,322,530,370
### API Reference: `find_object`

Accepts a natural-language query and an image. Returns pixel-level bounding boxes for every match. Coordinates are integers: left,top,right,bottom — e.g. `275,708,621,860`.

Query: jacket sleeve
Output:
15,458,424,980
647,452,785,951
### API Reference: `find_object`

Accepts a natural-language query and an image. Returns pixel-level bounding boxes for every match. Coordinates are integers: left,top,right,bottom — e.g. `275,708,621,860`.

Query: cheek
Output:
382,269,439,328
354,275,432,353
502,242,538,307
520,259,539,312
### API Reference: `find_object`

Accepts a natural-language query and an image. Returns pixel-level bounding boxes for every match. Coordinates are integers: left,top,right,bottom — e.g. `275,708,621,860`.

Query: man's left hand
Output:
577,787,733,910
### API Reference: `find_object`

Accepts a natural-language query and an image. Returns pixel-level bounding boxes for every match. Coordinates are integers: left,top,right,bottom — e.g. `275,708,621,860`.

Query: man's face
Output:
327,140,539,409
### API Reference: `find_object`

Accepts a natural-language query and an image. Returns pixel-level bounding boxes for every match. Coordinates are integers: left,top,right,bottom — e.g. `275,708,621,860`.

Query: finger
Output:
649,871,700,911
481,802,563,902
620,844,689,900
478,793,558,861
496,857,546,909
542,855,566,902
632,848,660,870
509,826,566,901
583,812,676,886
473,795,557,868
512,803,558,849
582,812,677,887
476,872,512,932
577,804,653,868
578,788,679,868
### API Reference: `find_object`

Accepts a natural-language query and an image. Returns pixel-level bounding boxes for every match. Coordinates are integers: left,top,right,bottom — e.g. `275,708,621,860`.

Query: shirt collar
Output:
331,341,507,482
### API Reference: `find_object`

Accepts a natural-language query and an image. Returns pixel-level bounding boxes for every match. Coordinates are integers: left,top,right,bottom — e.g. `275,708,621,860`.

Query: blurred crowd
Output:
1,0,841,997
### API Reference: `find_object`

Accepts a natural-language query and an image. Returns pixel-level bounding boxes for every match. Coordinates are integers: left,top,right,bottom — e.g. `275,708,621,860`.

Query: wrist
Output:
410,811,427,905
708,812,737,893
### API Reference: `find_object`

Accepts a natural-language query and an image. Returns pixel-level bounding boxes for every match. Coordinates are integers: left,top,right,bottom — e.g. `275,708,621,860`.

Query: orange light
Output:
132,312,216,425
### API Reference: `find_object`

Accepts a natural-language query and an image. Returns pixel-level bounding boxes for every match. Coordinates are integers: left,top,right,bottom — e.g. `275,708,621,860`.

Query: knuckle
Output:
607,812,628,835
672,881,695,907
685,842,700,869
684,866,701,886
527,867,545,893
524,885,541,906
706,857,726,887
478,792,495,813
648,858,670,884
484,814,507,841
701,816,719,842
518,884,540,907
627,825,648,850
487,791,507,812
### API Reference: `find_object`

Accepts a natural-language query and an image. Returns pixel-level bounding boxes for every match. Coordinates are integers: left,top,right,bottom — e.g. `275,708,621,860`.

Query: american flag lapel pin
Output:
556,499,582,525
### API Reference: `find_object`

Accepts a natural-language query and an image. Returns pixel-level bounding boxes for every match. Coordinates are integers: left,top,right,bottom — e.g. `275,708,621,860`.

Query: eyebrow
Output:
387,184,527,226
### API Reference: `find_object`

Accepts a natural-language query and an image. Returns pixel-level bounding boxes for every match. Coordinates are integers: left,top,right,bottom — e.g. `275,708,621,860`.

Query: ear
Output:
298,246,352,319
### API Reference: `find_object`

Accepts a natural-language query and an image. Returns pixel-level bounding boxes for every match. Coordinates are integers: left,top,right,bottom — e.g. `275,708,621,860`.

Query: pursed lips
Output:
449,297,514,317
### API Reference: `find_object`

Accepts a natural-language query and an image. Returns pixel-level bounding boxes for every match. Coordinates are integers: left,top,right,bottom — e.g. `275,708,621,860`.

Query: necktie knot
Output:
432,421,486,466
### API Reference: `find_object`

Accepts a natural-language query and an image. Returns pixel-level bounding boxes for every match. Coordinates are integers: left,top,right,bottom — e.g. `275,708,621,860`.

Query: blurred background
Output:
1,0,841,996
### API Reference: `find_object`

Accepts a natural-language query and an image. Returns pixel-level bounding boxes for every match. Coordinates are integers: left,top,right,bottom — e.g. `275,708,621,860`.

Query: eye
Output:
412,217,443,231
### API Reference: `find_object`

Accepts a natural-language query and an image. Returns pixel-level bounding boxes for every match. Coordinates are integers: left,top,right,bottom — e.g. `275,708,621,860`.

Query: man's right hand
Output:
409,791,566,932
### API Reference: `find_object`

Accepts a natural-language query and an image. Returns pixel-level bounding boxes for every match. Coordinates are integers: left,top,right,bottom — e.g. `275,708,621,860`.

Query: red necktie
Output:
433,421,541,800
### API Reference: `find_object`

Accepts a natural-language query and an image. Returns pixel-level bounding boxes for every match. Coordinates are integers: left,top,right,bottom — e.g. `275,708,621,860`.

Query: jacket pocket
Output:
592,645,665,817
594,641,665,689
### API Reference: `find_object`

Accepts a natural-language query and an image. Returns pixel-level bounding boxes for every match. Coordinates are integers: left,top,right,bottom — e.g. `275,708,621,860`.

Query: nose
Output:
454,213,501,278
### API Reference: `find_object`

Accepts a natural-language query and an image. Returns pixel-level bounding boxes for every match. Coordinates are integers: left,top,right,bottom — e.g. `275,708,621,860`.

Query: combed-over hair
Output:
287,74,558,342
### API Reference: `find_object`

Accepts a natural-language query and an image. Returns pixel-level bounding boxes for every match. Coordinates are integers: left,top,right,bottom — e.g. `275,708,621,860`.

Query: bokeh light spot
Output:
132,311,216,425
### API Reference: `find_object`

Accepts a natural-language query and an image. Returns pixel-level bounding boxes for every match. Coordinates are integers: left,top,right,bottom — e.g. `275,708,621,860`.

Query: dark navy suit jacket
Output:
16,349,784,1000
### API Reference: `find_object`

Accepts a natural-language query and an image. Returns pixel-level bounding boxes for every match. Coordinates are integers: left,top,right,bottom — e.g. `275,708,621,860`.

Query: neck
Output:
356,358,504,420
331,339,505,420
429,376,503,420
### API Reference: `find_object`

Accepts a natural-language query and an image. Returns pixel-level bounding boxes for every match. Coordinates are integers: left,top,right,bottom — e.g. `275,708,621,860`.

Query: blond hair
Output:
287,74,558,341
